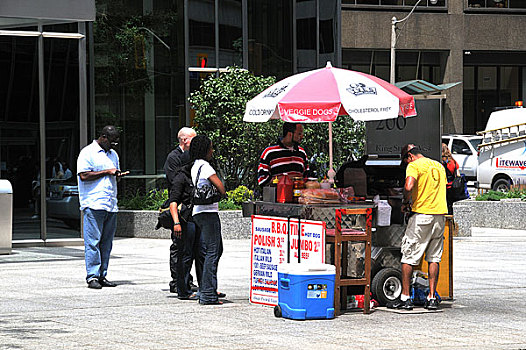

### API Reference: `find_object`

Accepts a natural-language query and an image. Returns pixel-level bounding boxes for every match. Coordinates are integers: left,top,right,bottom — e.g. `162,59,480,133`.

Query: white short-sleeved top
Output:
191,159,218,215
77,140,120,212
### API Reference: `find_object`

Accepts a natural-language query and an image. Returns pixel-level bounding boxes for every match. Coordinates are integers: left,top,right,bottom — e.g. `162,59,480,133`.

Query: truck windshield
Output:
470,138,482,149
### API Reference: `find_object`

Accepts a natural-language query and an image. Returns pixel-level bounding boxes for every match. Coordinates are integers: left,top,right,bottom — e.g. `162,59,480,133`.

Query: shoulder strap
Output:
194,164,204,187
444,162,456,178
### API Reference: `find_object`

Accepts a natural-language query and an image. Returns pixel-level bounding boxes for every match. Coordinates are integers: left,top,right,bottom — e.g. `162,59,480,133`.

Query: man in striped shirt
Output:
258,122,309,186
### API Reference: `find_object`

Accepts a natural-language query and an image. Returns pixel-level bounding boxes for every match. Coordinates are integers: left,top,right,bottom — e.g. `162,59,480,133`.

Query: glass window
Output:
468,0,526,8
478,67,497,90
452,139,472,155
219,0,243,67
44,38,81,238
0,35,42,240
344,0,446,7
319,0,338,65
248,0,292,79
296,0,316,72
500,66,519,105
469,138,482,149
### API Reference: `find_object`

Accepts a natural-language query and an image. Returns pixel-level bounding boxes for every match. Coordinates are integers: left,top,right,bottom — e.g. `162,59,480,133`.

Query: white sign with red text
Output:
249,215,326,306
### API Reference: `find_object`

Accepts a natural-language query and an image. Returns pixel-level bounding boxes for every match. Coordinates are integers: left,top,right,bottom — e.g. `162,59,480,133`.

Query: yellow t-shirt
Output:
406,157,448,215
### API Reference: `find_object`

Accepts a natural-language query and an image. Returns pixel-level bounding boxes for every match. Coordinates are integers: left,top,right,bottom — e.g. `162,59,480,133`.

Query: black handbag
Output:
155,199,193,230
450,171,468,201
193,164,222,205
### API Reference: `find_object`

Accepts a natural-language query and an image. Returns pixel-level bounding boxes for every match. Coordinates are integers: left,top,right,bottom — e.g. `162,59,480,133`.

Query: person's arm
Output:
257,150,271,187
169,173,186,237
169,201,182,237
208,174,226,196
454,159,461,177
79,168,118,182
402,176,416,212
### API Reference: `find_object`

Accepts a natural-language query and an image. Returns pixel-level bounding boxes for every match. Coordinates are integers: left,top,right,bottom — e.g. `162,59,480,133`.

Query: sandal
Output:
179,293,198,300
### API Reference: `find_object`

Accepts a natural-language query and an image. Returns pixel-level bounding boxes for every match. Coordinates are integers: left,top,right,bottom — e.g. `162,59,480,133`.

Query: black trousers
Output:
169,221,205,294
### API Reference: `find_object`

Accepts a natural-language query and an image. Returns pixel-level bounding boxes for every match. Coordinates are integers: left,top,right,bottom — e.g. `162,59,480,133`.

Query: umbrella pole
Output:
328,122,336,185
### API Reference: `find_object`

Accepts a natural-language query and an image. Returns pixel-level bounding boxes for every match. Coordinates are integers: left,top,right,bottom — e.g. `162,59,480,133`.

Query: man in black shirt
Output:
163,127,202,294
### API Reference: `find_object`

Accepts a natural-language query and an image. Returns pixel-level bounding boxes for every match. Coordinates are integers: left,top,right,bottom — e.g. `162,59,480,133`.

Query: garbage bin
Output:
0,179,13,255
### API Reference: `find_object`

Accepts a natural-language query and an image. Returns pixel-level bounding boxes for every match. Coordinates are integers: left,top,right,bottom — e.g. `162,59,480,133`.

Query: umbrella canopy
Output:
244,62,416,123
244,62,417,183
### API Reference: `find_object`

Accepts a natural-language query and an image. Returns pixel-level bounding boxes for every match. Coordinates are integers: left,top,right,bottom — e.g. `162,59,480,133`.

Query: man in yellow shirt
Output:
388,144,448,311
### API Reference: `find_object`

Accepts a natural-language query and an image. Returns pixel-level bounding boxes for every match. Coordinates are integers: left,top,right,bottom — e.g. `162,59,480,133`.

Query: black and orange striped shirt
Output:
258,140,309,186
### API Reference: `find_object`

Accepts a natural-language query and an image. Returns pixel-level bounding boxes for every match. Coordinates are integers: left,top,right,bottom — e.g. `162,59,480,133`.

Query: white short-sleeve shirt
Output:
191,159,219,215
77,140,120,212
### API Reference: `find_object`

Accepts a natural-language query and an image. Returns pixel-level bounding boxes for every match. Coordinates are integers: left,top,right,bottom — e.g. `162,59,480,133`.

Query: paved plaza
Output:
1,227,526,350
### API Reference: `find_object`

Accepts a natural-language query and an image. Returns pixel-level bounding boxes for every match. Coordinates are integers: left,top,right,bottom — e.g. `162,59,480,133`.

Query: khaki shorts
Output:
401,213,445,266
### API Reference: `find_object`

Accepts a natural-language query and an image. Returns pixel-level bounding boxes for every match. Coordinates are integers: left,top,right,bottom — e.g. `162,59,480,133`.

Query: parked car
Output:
442,134,483,181
46,178,80,229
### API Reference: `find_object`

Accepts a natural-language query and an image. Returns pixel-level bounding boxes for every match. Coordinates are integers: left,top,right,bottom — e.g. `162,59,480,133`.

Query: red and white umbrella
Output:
244,62,416,181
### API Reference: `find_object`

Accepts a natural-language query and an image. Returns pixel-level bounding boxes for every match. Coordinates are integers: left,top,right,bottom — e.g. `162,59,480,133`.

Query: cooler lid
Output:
277,263,335,275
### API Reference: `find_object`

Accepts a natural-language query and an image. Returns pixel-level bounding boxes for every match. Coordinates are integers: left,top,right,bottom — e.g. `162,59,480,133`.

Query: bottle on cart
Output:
292,177,305,203
276,175,293,203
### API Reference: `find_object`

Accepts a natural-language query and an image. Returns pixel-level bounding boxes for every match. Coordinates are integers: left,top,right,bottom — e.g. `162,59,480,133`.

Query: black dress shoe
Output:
190,282,198,292
88,279,102,289
199,300,223,305
99,278,117,287
217,292,226,298
387,298,413,310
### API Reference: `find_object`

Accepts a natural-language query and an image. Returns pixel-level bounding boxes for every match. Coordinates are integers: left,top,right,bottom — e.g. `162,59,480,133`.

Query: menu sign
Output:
249,215,326,306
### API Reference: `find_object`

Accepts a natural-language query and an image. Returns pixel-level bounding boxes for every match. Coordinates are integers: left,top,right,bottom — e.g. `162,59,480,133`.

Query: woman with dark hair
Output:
442,143,461,214
190,135,226,305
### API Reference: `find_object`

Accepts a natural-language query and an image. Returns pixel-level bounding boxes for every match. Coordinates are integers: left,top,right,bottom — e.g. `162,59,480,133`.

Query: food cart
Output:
243,64,453,314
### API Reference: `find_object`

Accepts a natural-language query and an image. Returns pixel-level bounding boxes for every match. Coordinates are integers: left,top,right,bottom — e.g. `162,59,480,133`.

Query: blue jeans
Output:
173,221,205,298
193,212,223,303
83,208,117,282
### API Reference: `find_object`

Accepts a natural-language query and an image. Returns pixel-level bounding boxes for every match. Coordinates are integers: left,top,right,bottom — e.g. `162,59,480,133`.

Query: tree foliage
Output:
189,66,366,192
190,67,277,191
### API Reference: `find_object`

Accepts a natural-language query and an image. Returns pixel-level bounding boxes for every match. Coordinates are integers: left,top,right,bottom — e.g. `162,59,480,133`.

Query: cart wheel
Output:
371,268,402,306
274,305,282,318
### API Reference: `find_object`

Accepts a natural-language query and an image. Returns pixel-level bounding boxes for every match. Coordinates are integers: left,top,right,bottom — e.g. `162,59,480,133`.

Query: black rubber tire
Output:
274,305,282,318
371,267,402,306
492,178,511,192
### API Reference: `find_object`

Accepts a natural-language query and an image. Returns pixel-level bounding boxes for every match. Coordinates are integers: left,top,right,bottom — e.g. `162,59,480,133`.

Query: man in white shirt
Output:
77,125,127,289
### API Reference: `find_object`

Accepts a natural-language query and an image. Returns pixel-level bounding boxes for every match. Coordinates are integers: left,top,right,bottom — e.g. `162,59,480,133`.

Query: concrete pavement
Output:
1,228,526,349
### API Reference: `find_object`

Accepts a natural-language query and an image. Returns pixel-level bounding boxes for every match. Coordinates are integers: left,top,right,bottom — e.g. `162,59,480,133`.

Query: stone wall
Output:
116,210,252,240
453,199,526,237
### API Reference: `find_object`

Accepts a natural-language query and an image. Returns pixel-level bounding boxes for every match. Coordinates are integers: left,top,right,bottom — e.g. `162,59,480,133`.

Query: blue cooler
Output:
276,263,335,320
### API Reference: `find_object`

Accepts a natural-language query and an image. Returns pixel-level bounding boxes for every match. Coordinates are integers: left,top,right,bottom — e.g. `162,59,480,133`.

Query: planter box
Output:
116,210,251,240
453,199,526,237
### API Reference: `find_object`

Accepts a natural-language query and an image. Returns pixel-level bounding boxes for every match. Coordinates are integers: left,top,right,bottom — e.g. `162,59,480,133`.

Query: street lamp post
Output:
390,0,438,84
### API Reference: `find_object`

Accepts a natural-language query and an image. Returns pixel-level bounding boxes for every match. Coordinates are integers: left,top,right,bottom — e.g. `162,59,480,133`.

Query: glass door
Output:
44,36,81,239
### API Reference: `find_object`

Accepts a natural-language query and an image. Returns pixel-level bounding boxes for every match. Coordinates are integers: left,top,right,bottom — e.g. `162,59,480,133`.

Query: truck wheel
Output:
371,268,402,306
492,178,511,192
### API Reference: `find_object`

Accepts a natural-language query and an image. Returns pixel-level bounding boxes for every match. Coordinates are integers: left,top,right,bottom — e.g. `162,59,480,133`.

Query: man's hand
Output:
173,223,182,238
115,170,129,178
401,202,412,213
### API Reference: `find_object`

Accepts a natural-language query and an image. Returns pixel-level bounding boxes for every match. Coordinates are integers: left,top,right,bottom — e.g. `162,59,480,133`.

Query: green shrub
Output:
226,185,254,205
119,188,168,210
475,189,526,201
218,199,241,211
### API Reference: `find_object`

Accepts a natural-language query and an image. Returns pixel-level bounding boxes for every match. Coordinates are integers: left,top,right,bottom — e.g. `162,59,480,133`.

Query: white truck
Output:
476,107,526,191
